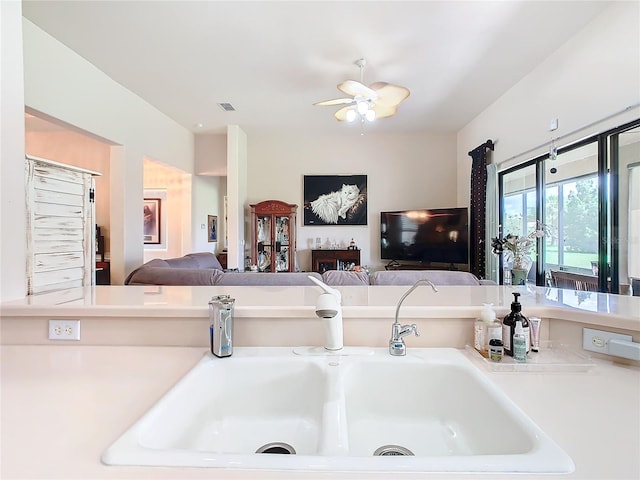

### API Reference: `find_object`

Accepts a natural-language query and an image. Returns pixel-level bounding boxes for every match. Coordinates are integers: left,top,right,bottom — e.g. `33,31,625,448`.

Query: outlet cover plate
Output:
48,319,81,341
582,327,631,355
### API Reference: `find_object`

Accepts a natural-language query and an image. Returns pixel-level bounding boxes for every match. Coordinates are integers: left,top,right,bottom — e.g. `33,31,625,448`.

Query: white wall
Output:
194,133,227,254
143,160,189,261
195,133,227,176
0,1,26,302
457,1,640,204
21,18,195,284
247,131,457,271
191,174,224,255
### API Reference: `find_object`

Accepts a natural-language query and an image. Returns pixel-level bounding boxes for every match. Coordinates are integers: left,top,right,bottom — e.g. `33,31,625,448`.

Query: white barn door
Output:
25,156,98,295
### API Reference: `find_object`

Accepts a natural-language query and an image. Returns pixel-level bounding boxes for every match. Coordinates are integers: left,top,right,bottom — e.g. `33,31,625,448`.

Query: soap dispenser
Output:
474,303,499,358
209,295,235,358
502,292,530,357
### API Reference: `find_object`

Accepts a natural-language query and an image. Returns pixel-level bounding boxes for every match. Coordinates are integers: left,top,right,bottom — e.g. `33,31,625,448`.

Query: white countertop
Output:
1,344,639,480
2,285,639,329
1,285,639,478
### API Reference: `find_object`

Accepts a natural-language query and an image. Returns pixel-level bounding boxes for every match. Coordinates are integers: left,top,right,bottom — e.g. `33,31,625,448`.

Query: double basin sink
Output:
102,347,574,473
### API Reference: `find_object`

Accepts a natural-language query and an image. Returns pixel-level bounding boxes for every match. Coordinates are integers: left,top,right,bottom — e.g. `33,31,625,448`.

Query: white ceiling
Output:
22,1,611,136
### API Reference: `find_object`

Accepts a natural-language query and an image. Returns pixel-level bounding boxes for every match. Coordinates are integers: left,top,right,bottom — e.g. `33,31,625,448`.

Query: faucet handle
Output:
308,275,341,302
410,323,420,337
393,323,419,339
389,324,420,356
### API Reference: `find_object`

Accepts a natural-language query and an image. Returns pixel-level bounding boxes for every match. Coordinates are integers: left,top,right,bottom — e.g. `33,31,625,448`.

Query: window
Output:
498,118,640,293
544,148,599,276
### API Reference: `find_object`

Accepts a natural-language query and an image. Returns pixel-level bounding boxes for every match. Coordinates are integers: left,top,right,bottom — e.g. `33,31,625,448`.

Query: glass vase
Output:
511,253,533,285
511,268,528,286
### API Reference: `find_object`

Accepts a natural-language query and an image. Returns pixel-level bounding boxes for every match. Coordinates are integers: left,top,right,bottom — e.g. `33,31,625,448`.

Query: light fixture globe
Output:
365,109,376,122
346,109,357,123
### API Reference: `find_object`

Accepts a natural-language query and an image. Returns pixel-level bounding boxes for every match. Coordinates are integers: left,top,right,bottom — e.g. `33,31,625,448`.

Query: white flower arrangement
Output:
491,222,547,271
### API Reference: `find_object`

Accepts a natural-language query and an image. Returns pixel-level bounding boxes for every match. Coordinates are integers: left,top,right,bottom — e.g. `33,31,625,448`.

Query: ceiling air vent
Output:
217,102,236,112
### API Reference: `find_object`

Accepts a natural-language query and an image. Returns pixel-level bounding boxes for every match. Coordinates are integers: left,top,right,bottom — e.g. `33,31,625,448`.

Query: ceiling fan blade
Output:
370,82,410,107
314,98,355,107
333,106,352,122
338,80,377,99
371,104,399,119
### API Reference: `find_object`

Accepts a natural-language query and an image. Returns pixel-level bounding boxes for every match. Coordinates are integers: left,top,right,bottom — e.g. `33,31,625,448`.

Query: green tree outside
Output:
564,178,598,253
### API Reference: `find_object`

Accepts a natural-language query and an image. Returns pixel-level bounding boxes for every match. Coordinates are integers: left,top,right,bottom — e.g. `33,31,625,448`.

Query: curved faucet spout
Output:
394,279,438,325
389,279,438,356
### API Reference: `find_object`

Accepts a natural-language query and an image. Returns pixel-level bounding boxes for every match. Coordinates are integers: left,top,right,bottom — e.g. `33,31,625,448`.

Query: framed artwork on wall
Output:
143,198,161,244
303,174,367,226
208,215,218,242
223,195,228,248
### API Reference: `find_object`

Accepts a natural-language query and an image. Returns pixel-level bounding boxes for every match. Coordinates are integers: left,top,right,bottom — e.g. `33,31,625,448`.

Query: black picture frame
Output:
143,198,161,244
208,215,217,242
303,175,367,226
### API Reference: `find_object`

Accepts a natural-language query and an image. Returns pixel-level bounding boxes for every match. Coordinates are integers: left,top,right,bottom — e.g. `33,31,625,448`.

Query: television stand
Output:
385,260,467,272
312,249,360,273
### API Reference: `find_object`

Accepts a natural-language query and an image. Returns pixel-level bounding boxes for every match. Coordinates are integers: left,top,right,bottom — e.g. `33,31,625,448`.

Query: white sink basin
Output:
135,356,325,455
102,347,574,473
343,355,537,457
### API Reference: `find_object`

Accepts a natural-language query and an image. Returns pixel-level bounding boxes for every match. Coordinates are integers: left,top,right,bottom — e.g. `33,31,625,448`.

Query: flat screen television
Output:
380,207,469,265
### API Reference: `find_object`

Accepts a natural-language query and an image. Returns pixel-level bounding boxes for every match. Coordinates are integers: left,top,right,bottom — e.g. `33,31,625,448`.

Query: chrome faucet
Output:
389,279,438,356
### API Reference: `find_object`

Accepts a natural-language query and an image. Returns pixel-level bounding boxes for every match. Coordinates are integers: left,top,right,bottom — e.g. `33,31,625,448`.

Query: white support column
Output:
110,146,144,285
226,125,248,270
0,1,27,301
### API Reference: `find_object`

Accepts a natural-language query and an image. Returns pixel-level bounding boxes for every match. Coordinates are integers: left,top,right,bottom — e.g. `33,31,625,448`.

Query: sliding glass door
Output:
613,125,640,294
543,142,599,278
500,163,537,284
498,118,640,294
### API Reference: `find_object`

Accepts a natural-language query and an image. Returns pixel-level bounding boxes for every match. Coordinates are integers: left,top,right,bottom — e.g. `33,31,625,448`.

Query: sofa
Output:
125,253,323,286
124,253,223,286
125,253,494,286
369,270,494,286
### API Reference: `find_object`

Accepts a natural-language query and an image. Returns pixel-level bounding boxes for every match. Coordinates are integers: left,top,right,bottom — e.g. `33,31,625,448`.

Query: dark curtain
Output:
468,140,494,278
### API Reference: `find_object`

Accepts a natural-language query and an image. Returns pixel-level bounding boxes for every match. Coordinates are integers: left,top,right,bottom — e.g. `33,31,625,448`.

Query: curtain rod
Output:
498,102,640,166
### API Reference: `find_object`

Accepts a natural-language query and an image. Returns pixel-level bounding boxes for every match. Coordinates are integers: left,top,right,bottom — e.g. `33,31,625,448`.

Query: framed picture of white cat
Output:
303,175,367,226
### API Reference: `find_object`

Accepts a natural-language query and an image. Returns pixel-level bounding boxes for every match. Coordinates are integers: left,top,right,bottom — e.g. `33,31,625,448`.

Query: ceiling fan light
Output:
315,59,409,126
357,100,369,115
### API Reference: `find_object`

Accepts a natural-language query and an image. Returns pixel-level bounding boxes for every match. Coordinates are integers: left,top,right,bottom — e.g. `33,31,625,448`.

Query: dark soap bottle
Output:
502,292,530,357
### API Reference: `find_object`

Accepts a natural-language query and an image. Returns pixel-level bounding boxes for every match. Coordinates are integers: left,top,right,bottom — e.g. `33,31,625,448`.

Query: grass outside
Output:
545,246,597,271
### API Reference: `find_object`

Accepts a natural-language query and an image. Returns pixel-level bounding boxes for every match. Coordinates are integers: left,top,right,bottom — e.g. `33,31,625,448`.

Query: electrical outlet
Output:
582,327,630,355
48,319,81,341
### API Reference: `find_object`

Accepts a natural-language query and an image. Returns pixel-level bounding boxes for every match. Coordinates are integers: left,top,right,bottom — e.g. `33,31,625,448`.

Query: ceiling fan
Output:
314,58,410,123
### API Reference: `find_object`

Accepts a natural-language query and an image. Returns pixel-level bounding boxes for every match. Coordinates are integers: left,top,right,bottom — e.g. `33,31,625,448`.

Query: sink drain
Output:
373,445,414,456
255,442,296,454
